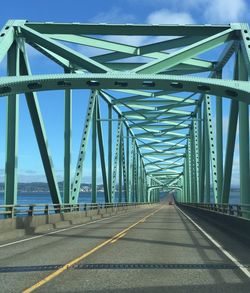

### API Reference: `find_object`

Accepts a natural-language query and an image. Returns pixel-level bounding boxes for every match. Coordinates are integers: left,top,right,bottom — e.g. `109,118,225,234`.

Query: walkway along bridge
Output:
0,21,250,292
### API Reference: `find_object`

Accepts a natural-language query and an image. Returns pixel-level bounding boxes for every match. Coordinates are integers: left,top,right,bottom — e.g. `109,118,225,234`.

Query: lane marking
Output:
110,232,126,244
22,206,163,293
0,206,156,249
176,206,250,279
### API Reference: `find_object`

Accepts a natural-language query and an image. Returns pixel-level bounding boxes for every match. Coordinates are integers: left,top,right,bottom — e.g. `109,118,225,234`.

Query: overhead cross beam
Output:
0,20,249,209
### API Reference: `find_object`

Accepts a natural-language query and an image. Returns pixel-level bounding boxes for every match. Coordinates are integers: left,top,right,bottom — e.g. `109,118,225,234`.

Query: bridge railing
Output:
0,202,151,219
180,203,250,219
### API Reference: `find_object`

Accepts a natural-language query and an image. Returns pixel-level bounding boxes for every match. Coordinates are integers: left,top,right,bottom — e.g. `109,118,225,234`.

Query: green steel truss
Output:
0,21,250,206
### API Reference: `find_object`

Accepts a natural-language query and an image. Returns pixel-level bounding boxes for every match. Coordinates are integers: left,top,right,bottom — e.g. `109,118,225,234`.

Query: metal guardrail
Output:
0,202,151,219
180,202,250,219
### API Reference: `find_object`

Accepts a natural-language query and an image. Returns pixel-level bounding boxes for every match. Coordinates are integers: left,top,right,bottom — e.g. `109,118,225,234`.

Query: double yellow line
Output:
23,206,163,293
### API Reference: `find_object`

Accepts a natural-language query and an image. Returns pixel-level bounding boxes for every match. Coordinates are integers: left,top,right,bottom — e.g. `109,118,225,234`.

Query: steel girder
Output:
0,21,249,207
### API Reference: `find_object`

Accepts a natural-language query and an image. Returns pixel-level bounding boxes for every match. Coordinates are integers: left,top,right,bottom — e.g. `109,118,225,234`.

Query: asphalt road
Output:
0,203,249,293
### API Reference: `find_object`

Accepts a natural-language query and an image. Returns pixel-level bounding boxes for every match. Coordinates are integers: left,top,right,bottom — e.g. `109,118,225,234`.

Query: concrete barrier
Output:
0,203,154,242
178,204,250,246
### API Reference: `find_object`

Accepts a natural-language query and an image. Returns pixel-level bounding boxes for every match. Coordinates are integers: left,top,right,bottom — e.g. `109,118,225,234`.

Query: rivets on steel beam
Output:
57,80,71,87
143,81,155,87
114,81,128,87
0,86,11,94
86,80,100,86
197,85,211,92
225,89,238,97
170,82,183,89
27,82,42,90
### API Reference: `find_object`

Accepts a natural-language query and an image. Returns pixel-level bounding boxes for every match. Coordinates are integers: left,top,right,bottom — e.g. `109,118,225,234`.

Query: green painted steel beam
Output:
19,50,62,205
216,72,223,203
4,41,19,206
239,24,250,74
0,21,15,64
133,29,233,73
92,36,206,63
48,34,138,55
92,96,97,203
1,73,250,103
222,55,240,203
20,26,111,73
237,48,250,207
111,120,122,202
104,62,214,73
2,21,249,206
27,43,71,69
64,69,72,203
143,150,183,156
94,42,214,71
96,97,109,203
114,97,195,106
71,90,97,203
108,103,112,203
204,95,219,203
193,120,200,202
25,22,233,36
130,121,189,129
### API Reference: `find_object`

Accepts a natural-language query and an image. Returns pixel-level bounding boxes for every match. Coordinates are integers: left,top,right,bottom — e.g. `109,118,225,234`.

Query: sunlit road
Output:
0,203,249,292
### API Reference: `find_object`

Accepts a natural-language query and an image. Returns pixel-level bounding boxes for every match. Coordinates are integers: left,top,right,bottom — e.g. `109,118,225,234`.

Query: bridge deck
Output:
0,204,249,292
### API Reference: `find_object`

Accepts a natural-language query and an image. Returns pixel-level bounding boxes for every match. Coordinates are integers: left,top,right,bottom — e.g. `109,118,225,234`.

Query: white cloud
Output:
204,0,247,23
147,9,195,24
91,7,135,23
104,35,146,46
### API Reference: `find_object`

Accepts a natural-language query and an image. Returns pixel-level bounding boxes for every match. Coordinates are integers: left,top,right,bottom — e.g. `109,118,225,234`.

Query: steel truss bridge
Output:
0,20,250,292
1,20,250,207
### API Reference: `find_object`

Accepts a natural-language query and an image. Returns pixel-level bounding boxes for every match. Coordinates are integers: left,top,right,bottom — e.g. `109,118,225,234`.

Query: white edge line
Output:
176,205,250,279
0,206,154,249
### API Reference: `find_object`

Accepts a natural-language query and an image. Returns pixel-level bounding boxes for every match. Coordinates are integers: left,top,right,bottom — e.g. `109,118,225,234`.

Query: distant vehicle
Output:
169,201,173,205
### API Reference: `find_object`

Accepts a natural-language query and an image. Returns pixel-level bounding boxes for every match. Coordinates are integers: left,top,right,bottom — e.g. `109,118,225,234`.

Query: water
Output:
0,192,114,205
0,190,241,206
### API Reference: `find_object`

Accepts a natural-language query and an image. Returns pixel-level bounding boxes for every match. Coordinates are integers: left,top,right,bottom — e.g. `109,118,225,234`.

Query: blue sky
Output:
0,0,249,185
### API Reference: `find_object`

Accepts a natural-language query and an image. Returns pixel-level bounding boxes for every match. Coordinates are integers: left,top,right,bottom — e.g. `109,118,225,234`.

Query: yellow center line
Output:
110,232,127,244
22,206,163,293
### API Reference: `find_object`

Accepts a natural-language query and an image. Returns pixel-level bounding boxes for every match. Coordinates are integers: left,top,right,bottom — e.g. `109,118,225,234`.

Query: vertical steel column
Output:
96,98,109,202
187,139,192,202
193,119,200,202
222,100,238,203
111,120,122,202
183,161,187,202
133,140,137,202
19,51,62,205
141,158,145,202
108,104,112,202
204,104,210,203
126,128,130,202
216,71,223,203
64,69,72,203
71,91,97,204
130,138,135,202
118,127,123,202
137,152,140,202
222,54,239,204
185,152,190,202
92,97,97,203
191,127,197,202
121,132,127,202
238,49,250,208
4,41,19,205
199,101,205,203
204,95,219,203
197,104,202,202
